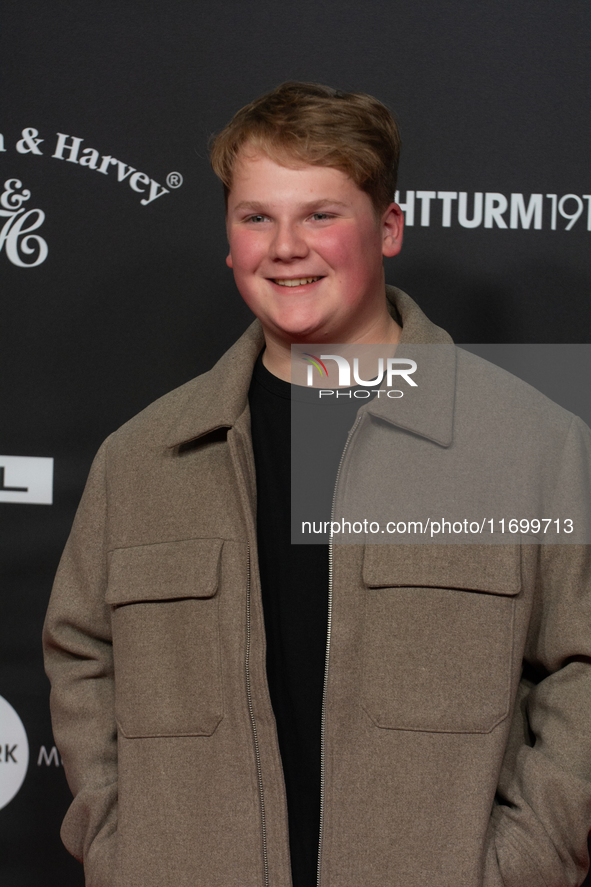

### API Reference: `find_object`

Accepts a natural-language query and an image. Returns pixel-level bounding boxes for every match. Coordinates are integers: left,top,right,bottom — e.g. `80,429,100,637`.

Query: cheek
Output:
228,232,265,275
319,227,380,280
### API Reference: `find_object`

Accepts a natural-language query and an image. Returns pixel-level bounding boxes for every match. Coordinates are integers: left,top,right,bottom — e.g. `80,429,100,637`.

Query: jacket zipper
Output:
245,546,270,887
317,414,364,887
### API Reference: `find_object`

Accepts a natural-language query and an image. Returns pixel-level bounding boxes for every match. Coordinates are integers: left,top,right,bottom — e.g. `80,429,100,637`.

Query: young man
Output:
44,83,591,887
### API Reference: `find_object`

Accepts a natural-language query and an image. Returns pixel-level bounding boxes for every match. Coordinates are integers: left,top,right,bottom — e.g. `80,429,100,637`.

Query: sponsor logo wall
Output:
7,126,172,207
1,2,589,885
395,190,591,231
0,178,48,268
0,456,53,504
0,697,29,812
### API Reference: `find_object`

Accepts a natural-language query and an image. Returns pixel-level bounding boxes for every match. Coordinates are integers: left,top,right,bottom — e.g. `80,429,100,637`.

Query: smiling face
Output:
225,150,403,350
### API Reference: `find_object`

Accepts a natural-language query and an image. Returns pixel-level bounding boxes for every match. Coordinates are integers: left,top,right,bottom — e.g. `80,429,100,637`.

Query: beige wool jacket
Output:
43,287,591,887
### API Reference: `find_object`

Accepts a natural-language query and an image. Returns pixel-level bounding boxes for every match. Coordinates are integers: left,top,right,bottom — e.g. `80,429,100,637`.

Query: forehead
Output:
228,148,363,207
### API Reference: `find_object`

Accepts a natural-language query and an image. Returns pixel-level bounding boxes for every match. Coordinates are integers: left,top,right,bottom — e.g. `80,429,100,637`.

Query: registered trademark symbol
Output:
166,172,183,188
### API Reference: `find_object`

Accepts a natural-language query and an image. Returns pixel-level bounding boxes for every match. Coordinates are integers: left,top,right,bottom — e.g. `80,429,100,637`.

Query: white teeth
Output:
274,277,321,287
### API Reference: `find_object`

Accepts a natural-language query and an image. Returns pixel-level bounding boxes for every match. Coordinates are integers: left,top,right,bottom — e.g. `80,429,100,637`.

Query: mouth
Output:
271,276,323,287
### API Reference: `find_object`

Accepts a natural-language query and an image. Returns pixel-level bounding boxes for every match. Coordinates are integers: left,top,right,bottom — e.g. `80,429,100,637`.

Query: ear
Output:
225,213,234,268
381,202,404,258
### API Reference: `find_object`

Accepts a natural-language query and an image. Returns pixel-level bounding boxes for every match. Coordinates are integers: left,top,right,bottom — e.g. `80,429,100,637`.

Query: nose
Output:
270,220,309,262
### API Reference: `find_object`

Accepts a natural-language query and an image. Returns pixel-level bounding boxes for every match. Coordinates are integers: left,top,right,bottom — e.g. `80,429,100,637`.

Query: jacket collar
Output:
166,285,455,448
166,320,265,448
364,287,456,448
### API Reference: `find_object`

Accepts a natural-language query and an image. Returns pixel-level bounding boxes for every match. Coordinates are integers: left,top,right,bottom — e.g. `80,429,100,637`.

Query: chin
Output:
270,312,331,343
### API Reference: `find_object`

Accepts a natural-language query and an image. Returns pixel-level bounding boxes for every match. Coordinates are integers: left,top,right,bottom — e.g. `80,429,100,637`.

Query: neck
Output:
262,312,402,382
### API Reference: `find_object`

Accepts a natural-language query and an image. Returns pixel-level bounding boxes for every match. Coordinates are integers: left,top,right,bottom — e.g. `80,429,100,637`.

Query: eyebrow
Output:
232,198,350,212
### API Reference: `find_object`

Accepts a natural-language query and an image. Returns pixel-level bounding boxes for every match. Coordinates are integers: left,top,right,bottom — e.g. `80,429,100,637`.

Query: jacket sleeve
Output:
487,417,591,887
43,439,118,887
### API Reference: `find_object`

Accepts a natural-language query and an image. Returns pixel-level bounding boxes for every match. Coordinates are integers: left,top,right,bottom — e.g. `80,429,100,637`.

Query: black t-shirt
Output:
249,355,327,887
248,353,367,887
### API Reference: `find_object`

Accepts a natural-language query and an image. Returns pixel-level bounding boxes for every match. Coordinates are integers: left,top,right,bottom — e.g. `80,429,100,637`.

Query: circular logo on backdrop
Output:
0,695,29,810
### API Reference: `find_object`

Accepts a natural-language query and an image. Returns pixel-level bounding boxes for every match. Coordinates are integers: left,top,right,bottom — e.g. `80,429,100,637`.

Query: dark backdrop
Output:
1,2,590,884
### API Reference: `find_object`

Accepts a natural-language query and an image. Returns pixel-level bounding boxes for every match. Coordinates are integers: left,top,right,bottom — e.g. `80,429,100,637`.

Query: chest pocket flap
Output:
362,543,521,595
106,537,223,605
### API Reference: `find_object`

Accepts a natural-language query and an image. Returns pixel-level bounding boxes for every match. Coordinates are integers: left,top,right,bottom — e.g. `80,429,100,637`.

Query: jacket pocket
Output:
361,544,520,734
106,537,224,738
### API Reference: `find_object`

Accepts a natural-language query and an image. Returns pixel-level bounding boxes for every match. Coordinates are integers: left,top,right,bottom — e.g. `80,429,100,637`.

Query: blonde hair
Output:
210,81,401,215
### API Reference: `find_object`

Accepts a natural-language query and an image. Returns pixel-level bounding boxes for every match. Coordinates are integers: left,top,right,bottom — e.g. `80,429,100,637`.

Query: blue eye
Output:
248,214,267,223
311,212,331,221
